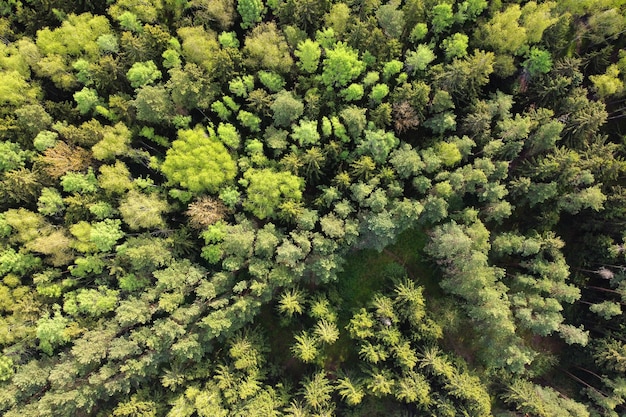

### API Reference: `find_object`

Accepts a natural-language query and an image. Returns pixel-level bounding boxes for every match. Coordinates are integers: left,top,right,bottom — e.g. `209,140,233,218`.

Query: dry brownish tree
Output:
185,196,229,229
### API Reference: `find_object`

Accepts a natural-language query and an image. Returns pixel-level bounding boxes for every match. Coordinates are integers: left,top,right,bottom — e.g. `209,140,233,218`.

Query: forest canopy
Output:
1,0,626,416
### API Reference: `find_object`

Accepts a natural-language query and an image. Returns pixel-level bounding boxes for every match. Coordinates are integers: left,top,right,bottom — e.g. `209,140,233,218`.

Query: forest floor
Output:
258,228,444,376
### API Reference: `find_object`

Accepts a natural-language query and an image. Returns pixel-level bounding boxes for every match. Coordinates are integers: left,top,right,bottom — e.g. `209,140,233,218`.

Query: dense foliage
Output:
0,0,626,415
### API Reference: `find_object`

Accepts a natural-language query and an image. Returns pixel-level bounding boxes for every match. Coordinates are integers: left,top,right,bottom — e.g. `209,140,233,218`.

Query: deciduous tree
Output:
161,126,237,194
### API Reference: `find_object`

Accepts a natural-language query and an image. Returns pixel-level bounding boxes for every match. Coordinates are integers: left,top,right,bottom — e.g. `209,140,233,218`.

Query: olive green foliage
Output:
1,1,626,416
242,168,303,219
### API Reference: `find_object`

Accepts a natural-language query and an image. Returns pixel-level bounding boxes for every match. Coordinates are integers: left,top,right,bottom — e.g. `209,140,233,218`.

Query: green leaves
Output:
271,90,304,127
126,60,162,88
242,168,303,219
523,47,553,76
36,309,71,355
406,44,435,73
321,42,366,88
237,0,265,29
294,39,321,73
0,2,624,417
90,219,124,252
161,126,237,194
119,190,169,230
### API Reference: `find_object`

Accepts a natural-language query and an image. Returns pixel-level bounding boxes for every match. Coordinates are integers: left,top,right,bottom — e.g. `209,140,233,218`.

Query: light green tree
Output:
442,33,469,60
90,219,125,252
37,187,65,216
278,287,306,318
92,122,131,161
294,39,322,73
301,372,334,411
243,22,293,73
406,44,435,73
0,141,29,173
119,190,169,230
476,4,526,55
126,60,162,88
291,119,320,147
242,168,304,219
258,71,285,92
291,331,318,363
73,87,101,114
590,64,624,98
336,377,365,406
430,3,454,34
161,126,237,194
36,309,71,355
321,42,366,88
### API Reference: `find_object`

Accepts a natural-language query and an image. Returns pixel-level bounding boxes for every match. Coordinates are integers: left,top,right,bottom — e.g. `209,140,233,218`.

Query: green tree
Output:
73,87,101,114
133,85,175,124
0,141,29,173
177,26,221,72
291,119,320,147
161,126,237,194
294,39,321,74
590,64,624,98
61,168,99,194
92,122,131,161
442,33,469,60
119,190,169,230
98,161,133,194
357,128,399,163
376,0,405,39
340,83,365,102
336,377,365,406
321,42,366,88
126,60,162,88
476,4,526,55
406,44,435,73
369,83,389,103
271,90,304,127
520,1,558,44
313,319,339,344
291,331,318,363
502,379,590,417
237,110,261,132
301,372,334,410
430,3,454,35
278,287,306,318
0,71,41,108
523,47,553,77
37,187,65,216
258,71,285,93
36,309,71,355
90,219,125,252
237,0,265,29
243,22,293,73
188,0,237,30
242,168,303,219
434,50,495,98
